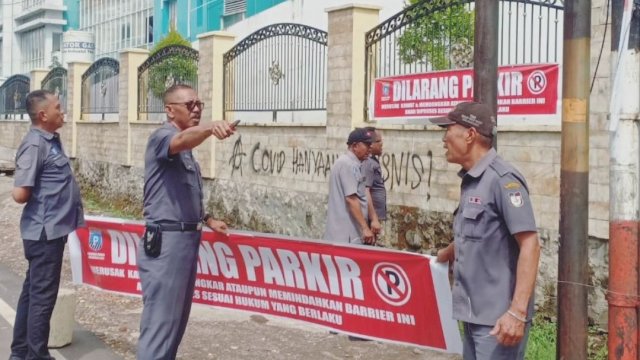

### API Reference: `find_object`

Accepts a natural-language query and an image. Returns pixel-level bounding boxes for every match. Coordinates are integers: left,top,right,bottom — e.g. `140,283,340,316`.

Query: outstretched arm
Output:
169,121,235,155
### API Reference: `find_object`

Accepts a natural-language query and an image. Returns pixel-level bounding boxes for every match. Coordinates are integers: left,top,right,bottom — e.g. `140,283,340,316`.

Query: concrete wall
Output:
0,3,614,325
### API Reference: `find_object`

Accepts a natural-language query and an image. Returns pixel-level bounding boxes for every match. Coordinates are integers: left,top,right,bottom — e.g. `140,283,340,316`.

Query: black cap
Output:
347,128,374,145
429,102,497,138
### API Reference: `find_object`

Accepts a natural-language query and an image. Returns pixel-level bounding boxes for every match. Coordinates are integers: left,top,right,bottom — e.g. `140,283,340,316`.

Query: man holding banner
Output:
362,127,386,242
137,84,235,359
431,102,541,360
323,128,375,245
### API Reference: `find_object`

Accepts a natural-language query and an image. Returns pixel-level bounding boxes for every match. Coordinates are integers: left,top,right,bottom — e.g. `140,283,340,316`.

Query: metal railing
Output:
81,57,120,120
41,67,68,113
0,75,30,120
223,23,328,121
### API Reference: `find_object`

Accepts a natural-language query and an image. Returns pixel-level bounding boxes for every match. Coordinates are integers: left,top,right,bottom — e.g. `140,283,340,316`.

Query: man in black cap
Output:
323,128,375,245
432,102,540,360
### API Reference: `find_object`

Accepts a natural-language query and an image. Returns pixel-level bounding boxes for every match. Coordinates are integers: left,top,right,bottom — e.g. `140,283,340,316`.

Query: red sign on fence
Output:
69,216,462,354
371,63,559,121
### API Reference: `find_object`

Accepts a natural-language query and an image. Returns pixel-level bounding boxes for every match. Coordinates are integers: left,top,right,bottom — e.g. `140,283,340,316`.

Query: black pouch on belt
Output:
142,224,162,258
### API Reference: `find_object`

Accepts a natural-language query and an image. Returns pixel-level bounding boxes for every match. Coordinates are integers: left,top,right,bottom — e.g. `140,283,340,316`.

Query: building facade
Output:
0,0,67,78
77,0,154,60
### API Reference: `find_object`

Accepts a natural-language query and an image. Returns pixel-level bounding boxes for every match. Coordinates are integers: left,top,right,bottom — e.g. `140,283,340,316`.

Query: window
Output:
146,16,154,43
52,33,62,52
222,13,244,29
79,0,153,58
21,28,45,72
196,0,203,27
169,0,177,29
121,23,131,40
224,0,246,16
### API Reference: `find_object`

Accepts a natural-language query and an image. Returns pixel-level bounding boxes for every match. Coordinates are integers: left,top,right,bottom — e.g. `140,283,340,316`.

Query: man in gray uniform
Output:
10,90,85,360
432,102,541,360
137,84,234,359
323,128,375,245
362,127,386,241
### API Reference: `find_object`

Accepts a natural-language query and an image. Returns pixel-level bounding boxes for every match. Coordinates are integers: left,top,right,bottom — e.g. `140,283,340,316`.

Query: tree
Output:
147,29,198,98
397,0,475,70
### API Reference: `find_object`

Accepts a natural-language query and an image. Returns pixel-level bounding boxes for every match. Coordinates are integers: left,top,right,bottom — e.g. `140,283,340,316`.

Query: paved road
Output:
0,263,121,360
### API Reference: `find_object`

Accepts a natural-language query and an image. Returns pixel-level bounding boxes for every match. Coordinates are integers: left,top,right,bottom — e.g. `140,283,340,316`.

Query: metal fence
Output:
138,45,199,120
81,57,119,120
41,67,68,113
364,0,564,118
0,75,30,120
223,23,328,122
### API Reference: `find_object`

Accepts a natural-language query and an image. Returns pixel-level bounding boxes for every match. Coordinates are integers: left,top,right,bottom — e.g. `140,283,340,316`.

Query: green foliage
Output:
147,29,198,98
525,318,556,360
397,0,474,70
524,315,608,360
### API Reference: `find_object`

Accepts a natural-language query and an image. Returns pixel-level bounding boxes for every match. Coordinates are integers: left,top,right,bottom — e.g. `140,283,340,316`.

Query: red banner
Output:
69,216,461,353
372,63,559,120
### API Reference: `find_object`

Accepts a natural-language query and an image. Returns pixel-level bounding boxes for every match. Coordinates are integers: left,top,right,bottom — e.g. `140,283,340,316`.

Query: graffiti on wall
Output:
227,136,434,195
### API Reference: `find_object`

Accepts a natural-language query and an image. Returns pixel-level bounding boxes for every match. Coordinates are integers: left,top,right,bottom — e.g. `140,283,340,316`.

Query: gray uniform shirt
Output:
143,123,204,223
362,155,386,221
323,151,368,244
452,148,537,326
14,127,85,241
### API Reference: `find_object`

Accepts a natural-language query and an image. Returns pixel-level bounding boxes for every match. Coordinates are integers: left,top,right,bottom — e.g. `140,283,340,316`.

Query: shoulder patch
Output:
504,181,521,190
508,192,524,207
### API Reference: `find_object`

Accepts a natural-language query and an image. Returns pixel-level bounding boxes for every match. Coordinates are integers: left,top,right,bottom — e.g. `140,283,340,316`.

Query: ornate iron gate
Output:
0,75,30,120
223,23,328,122
41,67,68,112
138,45,199,120
81,58,119,120
364,0,564,119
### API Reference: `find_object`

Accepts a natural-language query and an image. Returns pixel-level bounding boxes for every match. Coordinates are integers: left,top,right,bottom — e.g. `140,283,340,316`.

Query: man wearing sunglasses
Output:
137,84,235,359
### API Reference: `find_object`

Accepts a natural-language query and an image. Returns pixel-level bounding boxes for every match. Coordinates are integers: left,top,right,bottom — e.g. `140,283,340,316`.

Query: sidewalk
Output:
0,263,122,360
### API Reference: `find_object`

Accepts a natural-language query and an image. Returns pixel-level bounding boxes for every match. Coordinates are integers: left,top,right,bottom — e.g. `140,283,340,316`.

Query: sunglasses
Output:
167,100,205,112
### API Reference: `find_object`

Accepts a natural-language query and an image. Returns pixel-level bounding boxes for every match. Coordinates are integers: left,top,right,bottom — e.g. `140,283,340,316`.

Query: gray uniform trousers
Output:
462,322,531,360
136,230,201,360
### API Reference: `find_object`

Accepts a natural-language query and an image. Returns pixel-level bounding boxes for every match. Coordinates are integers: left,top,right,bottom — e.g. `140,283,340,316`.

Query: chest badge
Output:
509,192,524,207
468,196,482,205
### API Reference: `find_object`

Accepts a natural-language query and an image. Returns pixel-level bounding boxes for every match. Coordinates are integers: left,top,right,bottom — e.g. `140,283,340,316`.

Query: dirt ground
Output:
0,174,460,360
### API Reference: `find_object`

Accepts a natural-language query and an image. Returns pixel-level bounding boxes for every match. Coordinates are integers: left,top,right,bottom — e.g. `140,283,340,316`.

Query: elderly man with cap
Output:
323,128,375,245
432,102,541,360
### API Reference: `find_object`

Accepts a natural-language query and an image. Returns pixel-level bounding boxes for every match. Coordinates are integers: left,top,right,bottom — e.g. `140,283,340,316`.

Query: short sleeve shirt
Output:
323,151,368,244
451,149,537,325
362,156,386,220
143,122,204,223
14,127,85,240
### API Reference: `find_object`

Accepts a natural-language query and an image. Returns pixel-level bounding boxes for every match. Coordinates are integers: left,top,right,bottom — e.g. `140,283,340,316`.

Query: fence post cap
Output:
197,31,236,40
325,3,382,13
119,48,150,55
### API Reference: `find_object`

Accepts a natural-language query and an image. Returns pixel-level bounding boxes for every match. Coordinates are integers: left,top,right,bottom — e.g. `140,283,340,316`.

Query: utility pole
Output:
557,0,591,358
473,0,499,148
608,0,640,358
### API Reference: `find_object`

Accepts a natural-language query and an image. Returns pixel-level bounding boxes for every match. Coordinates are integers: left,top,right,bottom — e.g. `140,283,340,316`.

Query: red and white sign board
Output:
371,63,560,125
69,216,462,354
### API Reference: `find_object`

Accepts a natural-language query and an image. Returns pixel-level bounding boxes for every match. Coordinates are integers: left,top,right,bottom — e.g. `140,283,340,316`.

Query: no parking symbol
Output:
372,262,412,306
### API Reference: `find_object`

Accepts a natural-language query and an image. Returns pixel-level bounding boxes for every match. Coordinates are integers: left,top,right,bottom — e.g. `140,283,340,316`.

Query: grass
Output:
525,315,608,360
81,185,142,220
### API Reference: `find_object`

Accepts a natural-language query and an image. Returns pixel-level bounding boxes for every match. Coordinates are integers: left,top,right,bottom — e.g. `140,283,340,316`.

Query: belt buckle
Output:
196,223,202,231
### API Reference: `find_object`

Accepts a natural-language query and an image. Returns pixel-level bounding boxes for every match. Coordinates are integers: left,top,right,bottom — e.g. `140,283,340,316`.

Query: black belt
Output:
150,222,202,232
